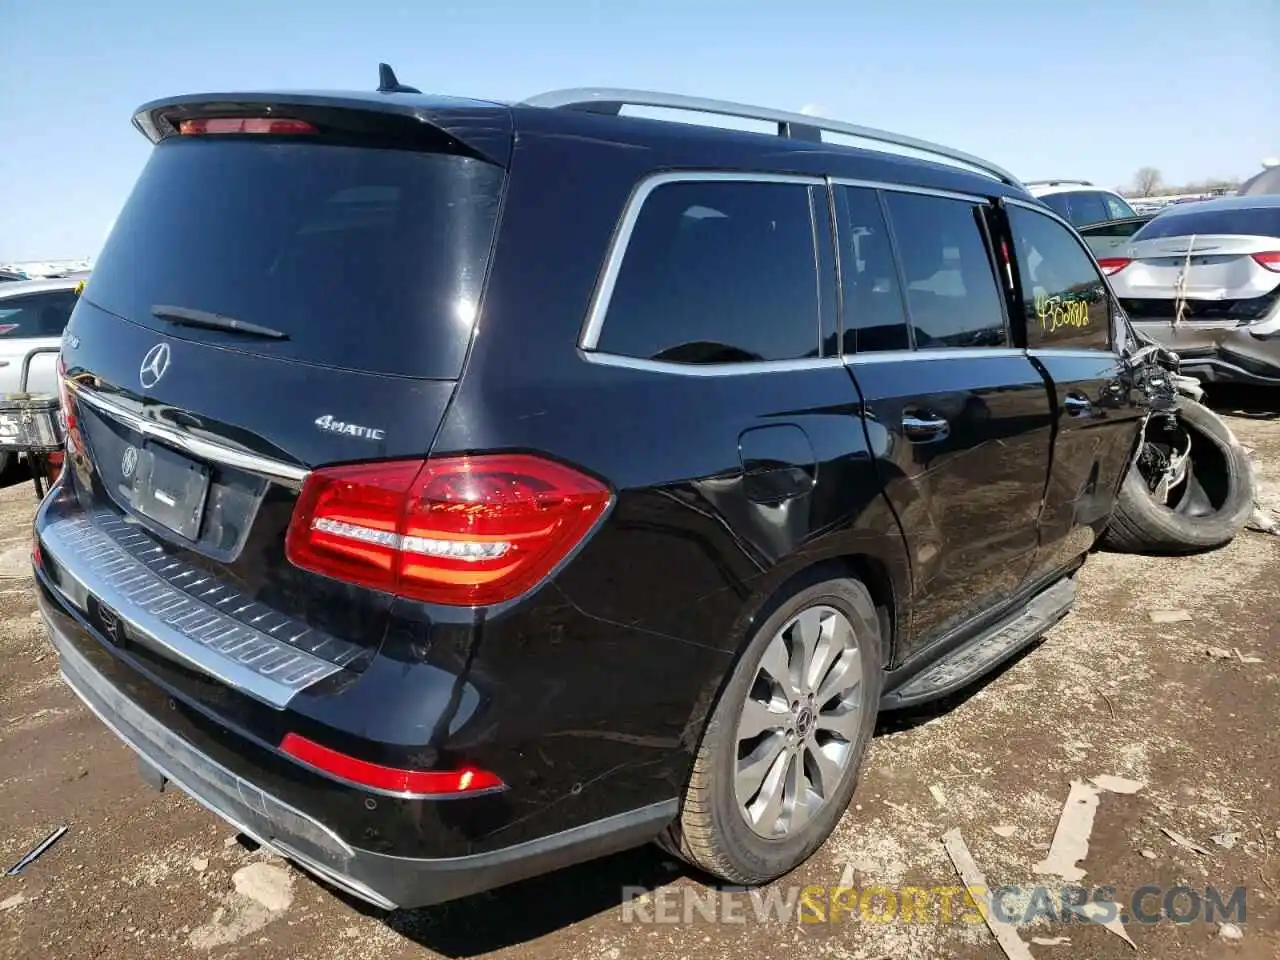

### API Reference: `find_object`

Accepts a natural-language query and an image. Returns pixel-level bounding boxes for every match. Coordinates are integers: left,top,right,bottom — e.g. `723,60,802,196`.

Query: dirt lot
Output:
1,395,1277,960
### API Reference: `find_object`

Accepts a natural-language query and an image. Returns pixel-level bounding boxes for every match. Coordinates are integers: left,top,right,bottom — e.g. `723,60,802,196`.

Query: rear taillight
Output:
1097,257,1132,276
286,453,612,606
56,356,80,454
1251,251,1280,273
43,450,64,486
280,733,503,797
178,117,317,136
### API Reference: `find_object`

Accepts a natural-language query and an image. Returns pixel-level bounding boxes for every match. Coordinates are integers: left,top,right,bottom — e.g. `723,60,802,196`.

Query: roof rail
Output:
521,88,1023,188
1025,179,1094,187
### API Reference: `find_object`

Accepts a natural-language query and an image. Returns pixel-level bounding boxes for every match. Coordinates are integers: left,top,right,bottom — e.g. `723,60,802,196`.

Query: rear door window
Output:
883,192,1008,348
836,186,910,353
0,291,78,338
1104,194,1136,220
597,179,822,364
82,139,505,379
1009,205,1111,350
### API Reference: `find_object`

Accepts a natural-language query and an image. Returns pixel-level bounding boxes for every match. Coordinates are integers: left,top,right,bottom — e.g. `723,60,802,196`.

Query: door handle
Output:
1064,393,1094,417
902,412,950,443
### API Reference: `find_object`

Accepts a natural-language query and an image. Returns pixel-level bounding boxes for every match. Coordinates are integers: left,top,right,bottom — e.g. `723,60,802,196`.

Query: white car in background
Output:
1026,180,1137,229
1103,195,1280,386
0,276,80,474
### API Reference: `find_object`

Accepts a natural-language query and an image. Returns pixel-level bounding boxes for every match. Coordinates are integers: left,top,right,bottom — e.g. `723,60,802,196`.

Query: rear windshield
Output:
84,138,505,379
1133,205,1280,242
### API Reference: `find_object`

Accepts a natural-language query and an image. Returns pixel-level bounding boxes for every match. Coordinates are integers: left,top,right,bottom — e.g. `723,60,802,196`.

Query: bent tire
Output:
663,575,883,885
1104,398,1255,554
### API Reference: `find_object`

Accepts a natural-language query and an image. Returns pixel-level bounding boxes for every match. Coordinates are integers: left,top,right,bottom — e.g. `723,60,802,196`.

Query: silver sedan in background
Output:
1102,195,1280,387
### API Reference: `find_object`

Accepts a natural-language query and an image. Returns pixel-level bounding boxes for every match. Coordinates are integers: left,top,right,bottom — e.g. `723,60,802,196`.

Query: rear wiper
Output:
151,305,288,340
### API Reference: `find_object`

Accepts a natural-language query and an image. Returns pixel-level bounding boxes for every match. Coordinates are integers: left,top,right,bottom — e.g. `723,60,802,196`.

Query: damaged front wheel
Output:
1104,398,1256,554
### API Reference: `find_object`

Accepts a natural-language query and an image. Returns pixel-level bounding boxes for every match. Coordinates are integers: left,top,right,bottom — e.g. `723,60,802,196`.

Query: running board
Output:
880,576,1077,710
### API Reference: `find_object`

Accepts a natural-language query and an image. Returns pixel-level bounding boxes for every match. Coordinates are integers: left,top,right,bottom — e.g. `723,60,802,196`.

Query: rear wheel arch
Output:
749,553,899,670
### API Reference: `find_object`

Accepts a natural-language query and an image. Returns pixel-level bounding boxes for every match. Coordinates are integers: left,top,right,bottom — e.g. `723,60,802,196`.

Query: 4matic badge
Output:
314,415,386,442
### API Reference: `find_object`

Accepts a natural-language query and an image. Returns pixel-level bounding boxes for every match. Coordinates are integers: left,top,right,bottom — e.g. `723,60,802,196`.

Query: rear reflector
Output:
1097,257,1132,276
282,737,501,798
1251,251,1280,273
286,453,612,606
179,117,317,136
280,733,503,796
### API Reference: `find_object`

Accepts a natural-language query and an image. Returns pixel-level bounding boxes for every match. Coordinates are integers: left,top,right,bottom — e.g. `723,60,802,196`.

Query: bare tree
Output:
1134,167,1163,197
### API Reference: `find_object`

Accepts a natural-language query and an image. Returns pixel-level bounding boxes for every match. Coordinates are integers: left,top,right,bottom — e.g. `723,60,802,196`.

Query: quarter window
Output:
882,192,1007,348
596,179,822,364
1009,205,1111,350
837,187,909,353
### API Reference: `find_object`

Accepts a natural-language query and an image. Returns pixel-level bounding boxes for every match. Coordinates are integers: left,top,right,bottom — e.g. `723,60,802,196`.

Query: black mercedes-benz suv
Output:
35,69,1166,909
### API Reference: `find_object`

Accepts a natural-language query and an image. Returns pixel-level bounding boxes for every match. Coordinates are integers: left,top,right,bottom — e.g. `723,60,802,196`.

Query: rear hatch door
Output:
54,94,510,695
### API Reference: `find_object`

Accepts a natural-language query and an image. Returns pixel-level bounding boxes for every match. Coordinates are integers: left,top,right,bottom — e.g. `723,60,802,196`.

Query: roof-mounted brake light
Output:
178,118,317,136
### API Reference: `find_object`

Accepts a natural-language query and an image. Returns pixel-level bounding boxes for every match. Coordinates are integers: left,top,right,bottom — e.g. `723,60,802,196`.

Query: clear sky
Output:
1,0,1275,261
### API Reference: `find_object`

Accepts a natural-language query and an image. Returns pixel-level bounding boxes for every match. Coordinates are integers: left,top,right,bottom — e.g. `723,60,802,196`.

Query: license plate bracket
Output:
130,442,211,541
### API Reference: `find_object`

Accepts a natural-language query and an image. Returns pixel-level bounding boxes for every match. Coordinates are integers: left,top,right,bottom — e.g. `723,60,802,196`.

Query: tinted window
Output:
883,193,1006,348
837,187,909,353
1040,193,1073,222
1104,194,1136,219
1040,191,1111,227
0,291,78,339
1132,205,1280,241
1009,206,1110,350
83,139,504,379
598,180,820,364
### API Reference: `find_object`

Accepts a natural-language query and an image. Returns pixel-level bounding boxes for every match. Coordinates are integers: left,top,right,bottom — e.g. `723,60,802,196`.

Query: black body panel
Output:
33,87,1157,905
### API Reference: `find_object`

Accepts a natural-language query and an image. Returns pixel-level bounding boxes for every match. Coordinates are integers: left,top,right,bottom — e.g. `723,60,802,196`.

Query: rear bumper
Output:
1131,322,1280,386
43,600,675,908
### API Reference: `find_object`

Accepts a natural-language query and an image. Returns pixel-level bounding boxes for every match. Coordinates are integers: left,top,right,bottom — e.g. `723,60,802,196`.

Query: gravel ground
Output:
1,394,1277,960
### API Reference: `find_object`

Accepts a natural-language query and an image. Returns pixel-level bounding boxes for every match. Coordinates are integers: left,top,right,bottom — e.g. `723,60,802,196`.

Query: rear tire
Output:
662,574,882,884
1103,398,1255,554
0,451,11,478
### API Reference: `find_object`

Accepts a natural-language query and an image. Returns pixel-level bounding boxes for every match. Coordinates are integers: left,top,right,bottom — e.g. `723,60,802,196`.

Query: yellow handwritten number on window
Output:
1034,292,1090,333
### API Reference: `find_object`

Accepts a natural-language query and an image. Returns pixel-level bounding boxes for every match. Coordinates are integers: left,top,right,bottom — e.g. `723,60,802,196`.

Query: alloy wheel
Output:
734,605,865,839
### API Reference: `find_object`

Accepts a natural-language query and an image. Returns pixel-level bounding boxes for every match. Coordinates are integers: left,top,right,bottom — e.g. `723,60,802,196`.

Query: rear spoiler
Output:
131,90,513,167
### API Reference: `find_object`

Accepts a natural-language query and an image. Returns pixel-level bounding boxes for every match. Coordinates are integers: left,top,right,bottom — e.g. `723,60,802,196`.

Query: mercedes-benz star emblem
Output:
121,445,139,479
139,343,171,390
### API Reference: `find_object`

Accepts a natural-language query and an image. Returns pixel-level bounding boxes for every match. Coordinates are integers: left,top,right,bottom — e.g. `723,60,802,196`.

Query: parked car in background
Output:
1103,194,1280,385
1077,212,1159,260
0,276,80,474
1027,180,1136,228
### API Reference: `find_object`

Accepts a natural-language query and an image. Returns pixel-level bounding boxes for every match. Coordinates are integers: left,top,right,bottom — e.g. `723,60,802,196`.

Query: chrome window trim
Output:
581,351,844,376
829,178,989,205
70,383,309,487
841,347,1026,365
1027,347,1124,360
578,170,826,355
